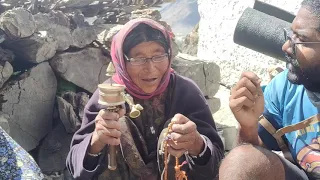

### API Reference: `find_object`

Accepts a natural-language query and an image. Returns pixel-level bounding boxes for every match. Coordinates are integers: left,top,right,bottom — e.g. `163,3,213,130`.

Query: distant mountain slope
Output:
160,0,200,36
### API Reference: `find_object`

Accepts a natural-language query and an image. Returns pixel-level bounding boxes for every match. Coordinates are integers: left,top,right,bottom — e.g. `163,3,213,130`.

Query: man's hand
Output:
167,114,204,158
229,72,264,129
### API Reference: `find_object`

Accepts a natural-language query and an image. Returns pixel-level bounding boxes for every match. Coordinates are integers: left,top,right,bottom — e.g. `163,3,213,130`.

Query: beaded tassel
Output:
163,122,188,180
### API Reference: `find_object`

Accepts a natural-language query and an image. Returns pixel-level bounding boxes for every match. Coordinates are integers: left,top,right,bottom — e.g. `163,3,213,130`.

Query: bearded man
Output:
219,1,320,180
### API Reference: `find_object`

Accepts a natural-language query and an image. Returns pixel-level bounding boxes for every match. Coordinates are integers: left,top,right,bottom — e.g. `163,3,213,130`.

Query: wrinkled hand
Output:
229,72,264,129
90,109,125,154
167,114,204,158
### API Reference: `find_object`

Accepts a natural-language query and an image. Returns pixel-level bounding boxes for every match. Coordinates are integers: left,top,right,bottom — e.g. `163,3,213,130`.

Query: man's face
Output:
282,7,320,92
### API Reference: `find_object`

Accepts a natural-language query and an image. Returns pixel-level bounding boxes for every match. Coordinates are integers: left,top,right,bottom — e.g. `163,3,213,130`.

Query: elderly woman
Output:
66,18,224,180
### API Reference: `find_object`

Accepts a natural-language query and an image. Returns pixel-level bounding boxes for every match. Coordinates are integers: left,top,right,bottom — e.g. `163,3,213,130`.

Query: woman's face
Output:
126,41,169,93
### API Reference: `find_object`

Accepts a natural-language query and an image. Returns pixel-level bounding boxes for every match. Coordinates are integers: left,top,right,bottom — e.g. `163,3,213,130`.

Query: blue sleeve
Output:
258,71,288,150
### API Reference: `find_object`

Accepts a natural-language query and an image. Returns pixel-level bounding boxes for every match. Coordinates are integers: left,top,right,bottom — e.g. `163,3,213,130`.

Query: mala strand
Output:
163,122,188,180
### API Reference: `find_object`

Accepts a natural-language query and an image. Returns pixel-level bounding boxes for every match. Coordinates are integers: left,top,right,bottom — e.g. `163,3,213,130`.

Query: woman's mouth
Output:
142,78,157,82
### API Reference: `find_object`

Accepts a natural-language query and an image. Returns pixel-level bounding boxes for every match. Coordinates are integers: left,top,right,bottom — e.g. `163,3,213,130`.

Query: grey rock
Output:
0,114,10,134
0,62,57,151
172,54,220,98
203,58,221,97
0,29,7,44
0,8,36,39
34,11,72,51
54,0,98,9
206,97,220,114
61,91,77,108
121,5,143,14
0,47,15,62
4,31,58,63
98,25,123,49
71,26,96,48
38,123,73,174
121,0,162,5
50,48,110,93
0,61,13,88
182,23,198,56
0,3,13,14
79,2,103,17
68,11,96,48
96,24,119,43
57,96,81,133
75,92,89,121
68,10,88,28
212,85,239,151
52,104,60,125
61,91,89,121
131,9,161,21
171,40,180,58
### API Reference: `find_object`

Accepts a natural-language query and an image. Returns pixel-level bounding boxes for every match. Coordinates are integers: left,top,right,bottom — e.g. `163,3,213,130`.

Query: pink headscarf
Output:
110,18,174,100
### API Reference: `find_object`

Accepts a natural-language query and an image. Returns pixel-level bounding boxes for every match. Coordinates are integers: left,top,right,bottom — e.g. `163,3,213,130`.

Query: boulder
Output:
34,11,72,51
68,11,97,48
54,0,98,9
57,96,81,134
212,85,239,151
38,123,73,174
0,8,36,39
0,62,57,151
61,91,89,121
206,97,220,114
0,114,10,134
0,47,14,62
71,26,97,48
97,24,123,49
130,9,161,21
182,23,199,56
3,31,58,63
172,53,220,98
0,61,13,88
50,48,110,93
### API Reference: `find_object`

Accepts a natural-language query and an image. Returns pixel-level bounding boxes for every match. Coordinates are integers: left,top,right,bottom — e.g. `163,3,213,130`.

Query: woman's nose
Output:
144,59,156,71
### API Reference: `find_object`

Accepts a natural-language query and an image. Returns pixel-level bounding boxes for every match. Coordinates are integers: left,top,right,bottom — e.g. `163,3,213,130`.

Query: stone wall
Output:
197,0,302,87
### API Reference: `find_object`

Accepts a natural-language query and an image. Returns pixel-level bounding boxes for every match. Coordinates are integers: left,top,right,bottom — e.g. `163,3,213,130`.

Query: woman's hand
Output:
167,114,204,158
89,109,125,154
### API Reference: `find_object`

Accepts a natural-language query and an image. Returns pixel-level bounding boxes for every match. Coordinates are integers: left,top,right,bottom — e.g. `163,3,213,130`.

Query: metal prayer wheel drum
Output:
98,84,126,106
98,83,143,118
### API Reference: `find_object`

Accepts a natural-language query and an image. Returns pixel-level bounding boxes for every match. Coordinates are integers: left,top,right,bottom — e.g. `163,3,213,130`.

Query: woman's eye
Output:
133,58,145,62
154,56,162,60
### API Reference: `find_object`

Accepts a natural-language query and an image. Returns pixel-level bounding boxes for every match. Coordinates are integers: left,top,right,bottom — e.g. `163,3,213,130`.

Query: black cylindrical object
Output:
234,7,291,61
253,0,295,23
